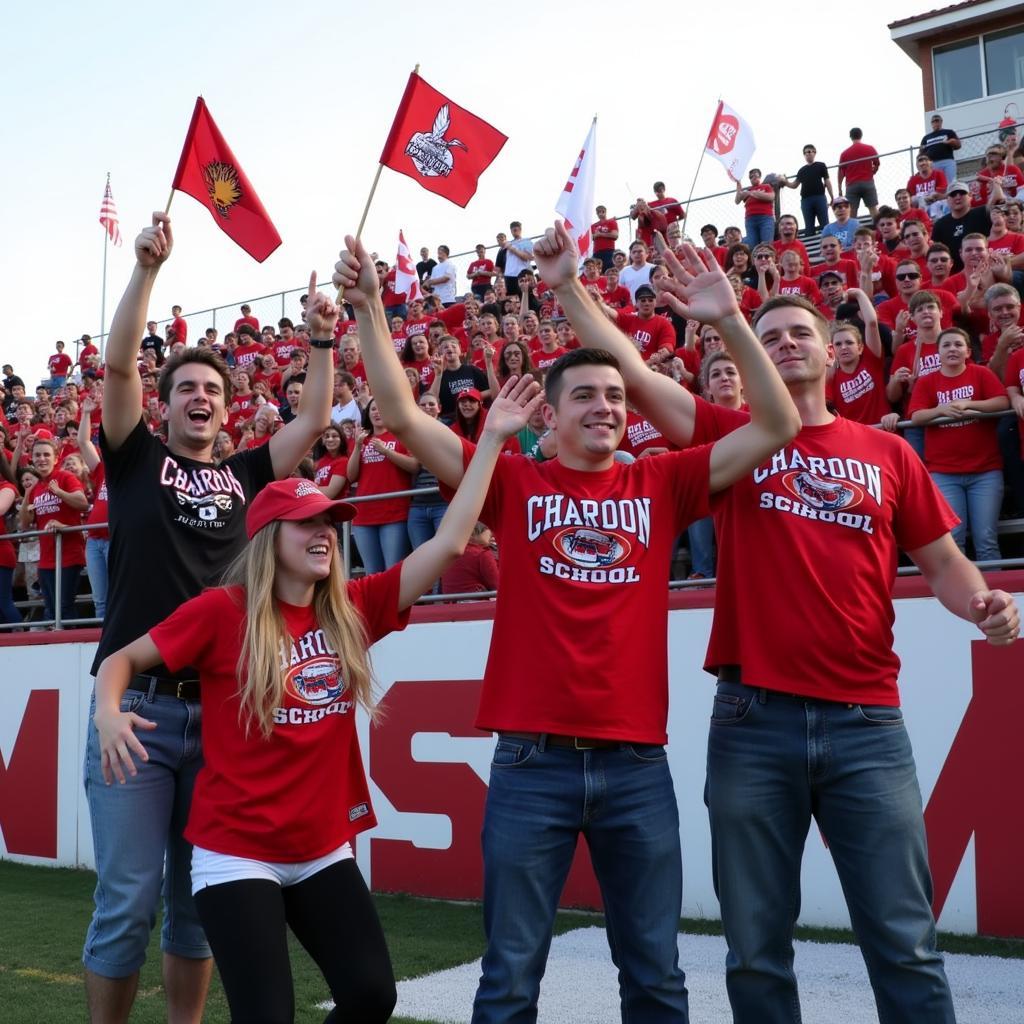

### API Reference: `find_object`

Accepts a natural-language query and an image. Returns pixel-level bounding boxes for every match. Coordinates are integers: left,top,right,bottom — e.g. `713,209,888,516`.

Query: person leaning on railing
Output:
0,447,21,624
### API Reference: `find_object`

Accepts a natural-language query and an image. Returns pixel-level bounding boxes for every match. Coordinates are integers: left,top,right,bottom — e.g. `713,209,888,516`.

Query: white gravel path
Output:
392,927,1022,1023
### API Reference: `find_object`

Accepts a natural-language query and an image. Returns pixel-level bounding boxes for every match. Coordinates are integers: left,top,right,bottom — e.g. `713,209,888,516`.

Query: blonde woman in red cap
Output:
90,375,541,1024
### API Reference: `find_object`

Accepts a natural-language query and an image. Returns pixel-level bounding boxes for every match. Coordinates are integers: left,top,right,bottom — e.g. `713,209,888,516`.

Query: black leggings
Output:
193,859,396,1023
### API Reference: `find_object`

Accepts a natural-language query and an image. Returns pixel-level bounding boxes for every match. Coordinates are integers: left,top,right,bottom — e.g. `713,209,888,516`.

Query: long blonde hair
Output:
224,522,378,739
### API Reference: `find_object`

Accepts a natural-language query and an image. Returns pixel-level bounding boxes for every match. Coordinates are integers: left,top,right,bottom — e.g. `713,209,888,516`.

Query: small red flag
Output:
380,73,507,208
171,97,282,262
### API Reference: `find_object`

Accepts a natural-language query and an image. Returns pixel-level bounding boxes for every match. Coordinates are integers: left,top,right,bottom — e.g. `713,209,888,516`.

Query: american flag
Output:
99,175,122,246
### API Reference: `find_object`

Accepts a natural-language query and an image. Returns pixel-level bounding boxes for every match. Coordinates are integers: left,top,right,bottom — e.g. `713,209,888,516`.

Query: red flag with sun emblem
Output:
171,97,282,262
380,72,507,208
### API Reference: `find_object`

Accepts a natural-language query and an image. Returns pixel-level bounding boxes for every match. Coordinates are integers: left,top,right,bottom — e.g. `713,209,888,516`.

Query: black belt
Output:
499,731,622,751
131,674,201,700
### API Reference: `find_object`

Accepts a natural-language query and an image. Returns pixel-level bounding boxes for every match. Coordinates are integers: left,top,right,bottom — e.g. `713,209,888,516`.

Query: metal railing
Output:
69,117,1024,364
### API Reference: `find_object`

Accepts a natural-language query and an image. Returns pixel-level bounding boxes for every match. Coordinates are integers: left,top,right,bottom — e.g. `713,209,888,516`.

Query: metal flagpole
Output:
100,173,110,361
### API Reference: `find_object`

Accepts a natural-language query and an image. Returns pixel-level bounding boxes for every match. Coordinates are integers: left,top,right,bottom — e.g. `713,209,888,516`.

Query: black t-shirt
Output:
920,129,959,163
437,365,489,419
416,259,437,283
932,207,993,270
141,334,164,361
3,374,24,392
91,418,275,676
796,161,830,198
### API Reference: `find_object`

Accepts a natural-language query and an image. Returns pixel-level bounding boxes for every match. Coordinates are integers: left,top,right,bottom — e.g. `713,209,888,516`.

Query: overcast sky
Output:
2,0,940,379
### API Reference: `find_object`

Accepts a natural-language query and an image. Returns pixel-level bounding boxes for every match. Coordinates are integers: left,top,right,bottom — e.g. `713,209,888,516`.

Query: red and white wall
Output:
2,574,1023,938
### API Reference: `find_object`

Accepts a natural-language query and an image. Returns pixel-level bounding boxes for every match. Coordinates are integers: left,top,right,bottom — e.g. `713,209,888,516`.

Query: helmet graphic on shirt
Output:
176,490,234,521
553,527,630,569
784,471,864,512
289,657,344,706
406,106,468,178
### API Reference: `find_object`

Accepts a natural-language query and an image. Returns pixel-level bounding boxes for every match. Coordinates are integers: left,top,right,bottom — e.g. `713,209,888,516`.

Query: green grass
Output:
1,859,1021,1023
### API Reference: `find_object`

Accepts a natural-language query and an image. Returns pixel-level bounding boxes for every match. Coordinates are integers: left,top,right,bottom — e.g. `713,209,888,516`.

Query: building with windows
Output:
890,0,1024,133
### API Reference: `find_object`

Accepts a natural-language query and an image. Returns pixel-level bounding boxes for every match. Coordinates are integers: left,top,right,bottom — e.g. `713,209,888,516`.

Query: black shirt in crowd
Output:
932,207,993,271
437,365,489,420
919,128,960,163
795,161,831,198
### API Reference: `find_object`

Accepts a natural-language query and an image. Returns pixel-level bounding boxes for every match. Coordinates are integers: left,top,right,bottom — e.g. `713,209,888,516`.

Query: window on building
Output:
934,38,984,106
985,26,1024,96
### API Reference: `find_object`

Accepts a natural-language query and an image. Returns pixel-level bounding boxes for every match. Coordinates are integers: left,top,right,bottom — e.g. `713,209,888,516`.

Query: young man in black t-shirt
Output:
82,212,337,1024
932,182,993,270
779,143,834,237
428,336,490,422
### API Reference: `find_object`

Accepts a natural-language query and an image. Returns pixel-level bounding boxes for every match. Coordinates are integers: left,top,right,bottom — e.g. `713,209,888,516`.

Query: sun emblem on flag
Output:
405,105,468,178
203,161,243,217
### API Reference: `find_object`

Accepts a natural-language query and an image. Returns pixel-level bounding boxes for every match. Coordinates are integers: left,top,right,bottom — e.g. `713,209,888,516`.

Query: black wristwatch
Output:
309,337,334,349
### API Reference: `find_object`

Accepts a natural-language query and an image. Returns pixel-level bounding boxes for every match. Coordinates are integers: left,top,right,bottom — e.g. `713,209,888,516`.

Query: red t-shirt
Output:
1005,348,1024,457
48,352,72,376
773,239,811,271
832,347,892,426
532,347,568,372
402,316,431,340
591,218,619,252
0,480,17,569
381,268,407,307
810,259,860,289
777,275,822,303
25,470,86,568
900,208,932,233
890,339,943,417
233,343,266,370
314,454,348,488
171,316,188,344
353,432,412,525
579,274,608,293
234,315,261,333
150,569,409,861
614,310,675,359
977,165,1024,202
907,169,947,203
703,411,958,704
271,338,301,366
441,543,499,594
987,231,1024,261
85,463,109,541
877,292,956,343
618,411,673,457
467,259,495,286
744,184,774,217
740,287,762,321
839,142,880,184
404,357,436,389
601,284,632,309
253,369,282,395
635,207,669,248
445,432,712,742
908,364,1006,473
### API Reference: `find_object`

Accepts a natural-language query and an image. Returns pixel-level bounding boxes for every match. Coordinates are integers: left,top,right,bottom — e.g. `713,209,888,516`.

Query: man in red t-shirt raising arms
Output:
333,222,799,1024
572,283,1020,1023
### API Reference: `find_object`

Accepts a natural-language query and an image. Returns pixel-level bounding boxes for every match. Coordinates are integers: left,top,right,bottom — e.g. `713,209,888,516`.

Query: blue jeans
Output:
352,521,410,574
407,502,448,550
85,537,109,618
933,160,957,193
745,215,775,246
83,684,210,976
903,425,926,461
384,302,408,321
931,469,1003,562
38,564,82,625
686,517,716,577
799,195,829,236
706,681,954,1024
0,566,20,624
473,738,688,1023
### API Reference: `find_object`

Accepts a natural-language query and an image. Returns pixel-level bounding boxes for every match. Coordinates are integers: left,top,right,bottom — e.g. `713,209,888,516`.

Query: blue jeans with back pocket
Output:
473,736,689,1023
705,680,954,1024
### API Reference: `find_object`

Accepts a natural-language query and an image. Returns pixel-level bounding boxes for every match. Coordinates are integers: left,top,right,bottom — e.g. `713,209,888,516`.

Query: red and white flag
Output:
705,101,757,183
555,118,597,261
99,174,122,246
394,230,421,303
380,72,507,208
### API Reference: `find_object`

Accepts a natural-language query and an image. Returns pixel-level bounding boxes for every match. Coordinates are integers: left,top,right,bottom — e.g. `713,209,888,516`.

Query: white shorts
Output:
191,842,353,896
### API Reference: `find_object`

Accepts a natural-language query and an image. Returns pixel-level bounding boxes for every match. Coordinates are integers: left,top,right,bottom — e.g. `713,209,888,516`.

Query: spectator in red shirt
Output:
894,188,933,234
630,198,669,248
600,266,631,309
489,340,534,391
170,304,188,345
233,303,260,333
829,289,898,429
735,168,776,246
441,521,499,596
612,284,676,362
925,243,956,294
906,154,948,217
465,244,496,300
699,224,729,266
774,250,822,303
651,182,685,225
591,205,619,271
977,143,1024,203
837,127,880,218
772,215,810,270
48,341,73,392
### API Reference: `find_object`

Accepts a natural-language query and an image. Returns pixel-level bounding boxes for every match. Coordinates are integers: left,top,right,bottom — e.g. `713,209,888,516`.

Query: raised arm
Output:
102,214,172,449
77,397,101,473
397,376,542,609
847,288,883,359
333,237,466,488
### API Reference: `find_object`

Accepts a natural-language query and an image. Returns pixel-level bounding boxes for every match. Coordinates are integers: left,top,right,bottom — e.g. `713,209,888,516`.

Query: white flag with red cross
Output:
394,229,422,303
555,118,597,260
705,101,756,183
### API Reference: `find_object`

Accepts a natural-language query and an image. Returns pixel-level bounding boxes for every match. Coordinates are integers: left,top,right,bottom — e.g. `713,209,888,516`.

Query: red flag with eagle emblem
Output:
171,97,282,262
380,72,507,208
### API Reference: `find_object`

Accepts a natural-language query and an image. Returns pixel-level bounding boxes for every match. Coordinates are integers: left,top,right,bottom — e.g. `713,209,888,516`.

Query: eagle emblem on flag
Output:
405,105,468,178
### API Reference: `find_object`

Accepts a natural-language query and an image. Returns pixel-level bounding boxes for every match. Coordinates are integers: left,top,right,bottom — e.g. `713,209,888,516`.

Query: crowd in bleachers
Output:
4,116,1024,625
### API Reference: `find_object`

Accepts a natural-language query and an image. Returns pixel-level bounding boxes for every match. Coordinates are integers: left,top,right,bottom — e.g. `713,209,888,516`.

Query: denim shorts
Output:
82,686,211,977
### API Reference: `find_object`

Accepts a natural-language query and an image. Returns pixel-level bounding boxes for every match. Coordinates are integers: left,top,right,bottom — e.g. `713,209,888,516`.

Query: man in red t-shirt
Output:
335,223,799,1024
465,244,496,299
233,304,260,333
772,215,811,271
630,198,669,248
48,341,73,390
906,154,948,216
811,236,860,289
590,205,619,271
170,304,188,345
837,127,880,218
572,285,1019,1024
611,285,675,362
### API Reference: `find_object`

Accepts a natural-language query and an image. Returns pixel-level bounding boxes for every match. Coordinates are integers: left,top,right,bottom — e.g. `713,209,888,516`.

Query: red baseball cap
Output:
457,388,483,403
246,478,357,539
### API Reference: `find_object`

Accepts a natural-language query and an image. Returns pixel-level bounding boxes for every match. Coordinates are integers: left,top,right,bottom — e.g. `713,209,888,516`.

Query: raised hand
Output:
332,236,382,310
481,375,543,441
135,213,173,269
532,222,583,291
305,272,341,337
895,309,911,334
656,244,742,324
